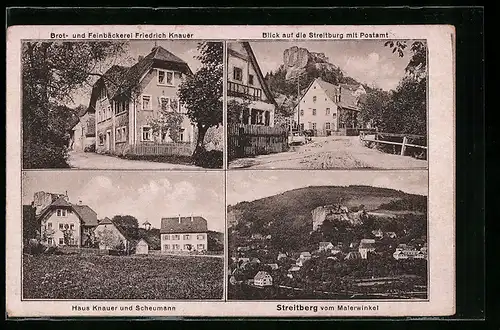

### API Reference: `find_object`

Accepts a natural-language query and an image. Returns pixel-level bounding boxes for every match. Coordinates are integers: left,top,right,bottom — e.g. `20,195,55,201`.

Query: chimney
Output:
178,214,181,224
191,214,194,222
78,200,83,205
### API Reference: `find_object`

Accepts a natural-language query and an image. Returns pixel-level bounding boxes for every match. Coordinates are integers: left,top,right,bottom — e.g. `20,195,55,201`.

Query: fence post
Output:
401,136,408,156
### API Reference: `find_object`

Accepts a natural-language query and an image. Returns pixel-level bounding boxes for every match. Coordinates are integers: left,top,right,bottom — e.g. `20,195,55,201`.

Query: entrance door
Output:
106,131,111,151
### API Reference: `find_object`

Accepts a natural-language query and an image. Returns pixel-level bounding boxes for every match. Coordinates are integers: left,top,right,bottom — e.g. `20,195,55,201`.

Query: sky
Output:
249,40,419,91
227,170,428,206
69,40,205,107
22,171,225,232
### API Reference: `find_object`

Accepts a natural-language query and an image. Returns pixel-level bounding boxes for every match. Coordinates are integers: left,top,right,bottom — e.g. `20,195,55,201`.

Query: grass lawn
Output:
23,254,223,300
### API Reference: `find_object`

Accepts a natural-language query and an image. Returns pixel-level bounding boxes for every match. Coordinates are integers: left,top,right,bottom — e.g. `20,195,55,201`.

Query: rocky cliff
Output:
283,46,340,80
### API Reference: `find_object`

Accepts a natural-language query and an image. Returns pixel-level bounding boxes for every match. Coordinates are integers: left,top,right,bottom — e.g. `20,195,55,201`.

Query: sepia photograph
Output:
227,171,428,300
21,171,224,300
227,40,428,170
22,40,223,170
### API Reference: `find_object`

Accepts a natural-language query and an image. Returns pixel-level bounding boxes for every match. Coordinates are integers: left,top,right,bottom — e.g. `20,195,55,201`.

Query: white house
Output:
358,238,377,259
292,77,366,135
227,41,277,126
37,195,98,247
254,271,273,286
160,216,208,252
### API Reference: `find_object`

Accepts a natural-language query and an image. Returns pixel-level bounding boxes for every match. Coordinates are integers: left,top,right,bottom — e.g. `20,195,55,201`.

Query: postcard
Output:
6,24,455,318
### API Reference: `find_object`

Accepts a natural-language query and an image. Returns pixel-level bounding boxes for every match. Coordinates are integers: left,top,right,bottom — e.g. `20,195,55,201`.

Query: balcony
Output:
228,81,262,101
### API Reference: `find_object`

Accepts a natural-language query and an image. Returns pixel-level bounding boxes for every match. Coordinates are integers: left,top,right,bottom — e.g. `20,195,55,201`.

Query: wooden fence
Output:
228,124,289,160
128,143,194,157
360,131,427,157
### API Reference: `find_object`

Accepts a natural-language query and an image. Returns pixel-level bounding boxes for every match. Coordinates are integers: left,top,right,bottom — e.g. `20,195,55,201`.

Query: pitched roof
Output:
339,83,361,92
254,271,271,279
86,46,193,114
99,217,113,225
72,204,98,226
344,251,362,260
296,78,361,111
241,42,278,107
160,216,208,233
319,241,333,247
51,197,72,207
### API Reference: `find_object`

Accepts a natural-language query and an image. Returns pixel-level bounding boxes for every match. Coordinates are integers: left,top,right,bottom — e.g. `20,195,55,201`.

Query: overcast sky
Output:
22,171,225,232
69,40,205,107
227,170,428,206
249,40,418,91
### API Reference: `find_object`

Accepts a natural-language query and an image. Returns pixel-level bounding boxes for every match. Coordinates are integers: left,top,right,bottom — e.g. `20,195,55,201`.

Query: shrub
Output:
24,239,47,255
193,149,223,169
84,143,96,153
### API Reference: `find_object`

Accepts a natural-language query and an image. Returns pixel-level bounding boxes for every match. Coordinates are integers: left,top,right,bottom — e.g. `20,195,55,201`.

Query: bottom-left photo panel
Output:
21,171,225,300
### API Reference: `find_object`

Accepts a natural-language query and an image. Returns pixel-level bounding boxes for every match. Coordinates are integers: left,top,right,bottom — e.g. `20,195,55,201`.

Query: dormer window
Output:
158,69,174,86
56,209,67,217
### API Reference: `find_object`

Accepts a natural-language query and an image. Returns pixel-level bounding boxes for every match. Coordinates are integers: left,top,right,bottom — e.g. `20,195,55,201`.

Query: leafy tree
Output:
95,228,119,249
359,89,391,129
178,42,223,158
227,98,251,125
147,101,184,143
22,41,128,168
385,40,426,79
112,215,139,228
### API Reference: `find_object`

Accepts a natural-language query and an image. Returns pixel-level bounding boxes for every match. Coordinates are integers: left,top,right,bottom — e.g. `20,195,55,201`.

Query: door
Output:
106,131,111,151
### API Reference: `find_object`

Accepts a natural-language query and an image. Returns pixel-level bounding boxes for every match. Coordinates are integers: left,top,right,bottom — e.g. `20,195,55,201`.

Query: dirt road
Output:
229,136,428,170
67,151,202,170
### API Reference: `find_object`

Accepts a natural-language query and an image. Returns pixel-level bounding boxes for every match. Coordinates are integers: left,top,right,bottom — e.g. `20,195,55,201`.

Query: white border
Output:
6,24,455,318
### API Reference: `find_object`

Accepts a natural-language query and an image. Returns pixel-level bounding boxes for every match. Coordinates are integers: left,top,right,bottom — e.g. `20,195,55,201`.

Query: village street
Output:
229,136,428,170
67,151,202,170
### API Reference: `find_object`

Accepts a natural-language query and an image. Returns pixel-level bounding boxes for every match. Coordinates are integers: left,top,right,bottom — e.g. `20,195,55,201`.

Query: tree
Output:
359,89,391,129
62,227,75,246
112,215,139,228
385,40,426,80
178,42,223,158
22,41,128,168
95,228,119,249
147,101,184,143
227,98,251,125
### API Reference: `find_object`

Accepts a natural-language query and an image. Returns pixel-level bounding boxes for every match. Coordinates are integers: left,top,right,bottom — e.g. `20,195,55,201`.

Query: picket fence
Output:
128,143,194,157
228,124,289,160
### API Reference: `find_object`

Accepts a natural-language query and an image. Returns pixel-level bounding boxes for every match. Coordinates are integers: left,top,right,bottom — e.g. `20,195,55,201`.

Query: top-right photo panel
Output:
227,40,428,170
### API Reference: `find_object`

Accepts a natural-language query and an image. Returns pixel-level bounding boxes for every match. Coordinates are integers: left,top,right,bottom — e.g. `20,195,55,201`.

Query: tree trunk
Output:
193,123,208,158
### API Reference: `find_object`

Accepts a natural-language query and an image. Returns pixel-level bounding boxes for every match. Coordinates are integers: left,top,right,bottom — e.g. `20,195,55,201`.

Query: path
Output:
67,151,201,170
229,136,428,170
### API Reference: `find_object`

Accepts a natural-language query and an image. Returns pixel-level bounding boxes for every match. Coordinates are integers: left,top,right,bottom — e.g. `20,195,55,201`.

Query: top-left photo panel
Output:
21,40,223,170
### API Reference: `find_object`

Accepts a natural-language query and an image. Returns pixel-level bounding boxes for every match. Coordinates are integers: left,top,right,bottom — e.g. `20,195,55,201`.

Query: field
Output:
23,254,223,300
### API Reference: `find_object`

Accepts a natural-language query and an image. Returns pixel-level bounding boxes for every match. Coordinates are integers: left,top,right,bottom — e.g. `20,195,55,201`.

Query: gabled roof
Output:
72,205,98,226
254,271,271,279
51,197,72,208
241,42,278,108
99,217,113,225
319,241,333,247
295,77,361,111
160,216,208,234
86,46,193,115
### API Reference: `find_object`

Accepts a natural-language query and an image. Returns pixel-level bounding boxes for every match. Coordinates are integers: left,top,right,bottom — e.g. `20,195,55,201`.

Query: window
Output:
300,109,304,116
47,222,52,229
160,97,170,111
158,69,174,86
183,234,191,240
114,100,129,115
248,74,254,85
173,244,180,250
308,122,312,129
70,224,75,230
312,109,317,116
326,108,331,115
233,67,243,81
197,234,205,240
59,238,64,245
172,235,180,240
57,209,67,217
313,96,317,102
332,113,337,119
163,234,170,240
116,127,127,142
325,122,331,130
197,244,205,250
300,123,304,130
164,244,170,250
141,126,153,142
312,122,317,130
184,244,191,250
59,223,64,230
141,95,152,110
99,134,104,146
47,238,53,245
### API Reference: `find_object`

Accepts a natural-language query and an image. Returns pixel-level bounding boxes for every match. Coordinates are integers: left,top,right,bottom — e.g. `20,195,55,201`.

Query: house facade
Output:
254,271,273,286
160,216,209,252
36,195,98,247
91,46,195,155
70,106,96,152
358,238,377,259
292,78,367,136
135,238,149,254
227,42,277,126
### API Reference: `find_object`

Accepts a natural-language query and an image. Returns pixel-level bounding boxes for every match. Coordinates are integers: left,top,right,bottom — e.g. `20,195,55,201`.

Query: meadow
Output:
22,254,223,300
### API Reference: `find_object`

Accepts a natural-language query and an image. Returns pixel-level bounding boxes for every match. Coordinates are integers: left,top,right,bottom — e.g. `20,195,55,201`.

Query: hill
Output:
228,185,426,251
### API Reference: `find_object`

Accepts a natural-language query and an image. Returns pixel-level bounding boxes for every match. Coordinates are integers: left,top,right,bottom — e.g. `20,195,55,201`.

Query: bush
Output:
193,149,223,168
23,140,70,169
84,143,96,153
24,239,47,255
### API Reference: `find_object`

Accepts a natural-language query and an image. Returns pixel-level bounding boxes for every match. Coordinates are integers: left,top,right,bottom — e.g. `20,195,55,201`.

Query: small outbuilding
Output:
135,238,150,255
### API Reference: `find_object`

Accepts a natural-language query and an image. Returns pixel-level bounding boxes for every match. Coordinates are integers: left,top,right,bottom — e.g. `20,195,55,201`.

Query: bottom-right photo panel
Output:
227,170,428,301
